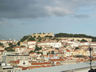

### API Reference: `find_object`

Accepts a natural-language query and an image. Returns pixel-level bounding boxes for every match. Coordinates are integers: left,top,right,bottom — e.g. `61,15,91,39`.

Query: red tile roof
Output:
66,49,70,52
18,65,52,70
50,59,65,61
32,62,51,65
9,60,19,64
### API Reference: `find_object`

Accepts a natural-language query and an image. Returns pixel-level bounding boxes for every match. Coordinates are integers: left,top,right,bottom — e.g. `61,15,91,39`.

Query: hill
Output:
18,33,96,43
55,33,94,38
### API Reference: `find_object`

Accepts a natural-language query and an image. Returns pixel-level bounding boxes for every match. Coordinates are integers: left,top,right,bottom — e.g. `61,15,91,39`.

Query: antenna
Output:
89,46,92,70
88,46,96,72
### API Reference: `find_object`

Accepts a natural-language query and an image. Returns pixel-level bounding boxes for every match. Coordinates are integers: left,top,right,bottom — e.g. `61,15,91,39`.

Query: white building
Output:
80,42,89,46
28,41,36,49
14,46,27,54
69,41,80,48
38,41,62,48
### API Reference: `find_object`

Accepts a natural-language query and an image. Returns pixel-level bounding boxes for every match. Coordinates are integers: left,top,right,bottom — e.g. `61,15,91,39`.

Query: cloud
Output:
0,0,96,19
45,6,73,16
74,14,90,18
0,19,8,24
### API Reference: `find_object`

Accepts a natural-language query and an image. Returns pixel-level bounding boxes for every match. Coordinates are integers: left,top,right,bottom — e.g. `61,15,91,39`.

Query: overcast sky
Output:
0,0,96,40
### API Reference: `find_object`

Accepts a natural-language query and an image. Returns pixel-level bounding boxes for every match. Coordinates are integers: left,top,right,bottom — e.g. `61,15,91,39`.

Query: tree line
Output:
55,33,96,42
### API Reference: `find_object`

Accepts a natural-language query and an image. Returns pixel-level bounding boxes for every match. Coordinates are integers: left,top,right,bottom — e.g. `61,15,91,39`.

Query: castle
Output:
32,33,54,38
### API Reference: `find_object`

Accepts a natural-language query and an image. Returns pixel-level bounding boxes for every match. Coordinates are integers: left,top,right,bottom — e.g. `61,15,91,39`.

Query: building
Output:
32,33,54,38
38,41,62,48
20,42,28,47
13,46,27,54
28,41,36,50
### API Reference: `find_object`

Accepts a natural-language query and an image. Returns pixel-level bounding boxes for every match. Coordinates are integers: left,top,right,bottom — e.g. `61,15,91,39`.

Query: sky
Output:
0,0,96,40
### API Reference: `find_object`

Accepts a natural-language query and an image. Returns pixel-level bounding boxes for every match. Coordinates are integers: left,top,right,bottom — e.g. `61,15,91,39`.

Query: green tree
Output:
28,37,35,41
0,42,4,47
20,35,31,42
5,47,15,52
34,45,42,52
92,38,96,42
29,50,34,54
20,45,25,47
17,41,20,46
80,39,87,42
75,47,80,50
37,52,43,54
8,43,13,46
37,36,42,42
45,36,52,38
55,33,93,38
51,51,54,54
33,36,36,38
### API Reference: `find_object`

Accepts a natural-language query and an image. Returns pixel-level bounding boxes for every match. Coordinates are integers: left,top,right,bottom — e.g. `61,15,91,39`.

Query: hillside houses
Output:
28,41,36,50
13,46,27,54
1,33,96,71
37,41,62,48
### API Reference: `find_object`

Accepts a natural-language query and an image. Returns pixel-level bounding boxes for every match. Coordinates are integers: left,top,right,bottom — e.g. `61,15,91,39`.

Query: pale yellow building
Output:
32,33,54,38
